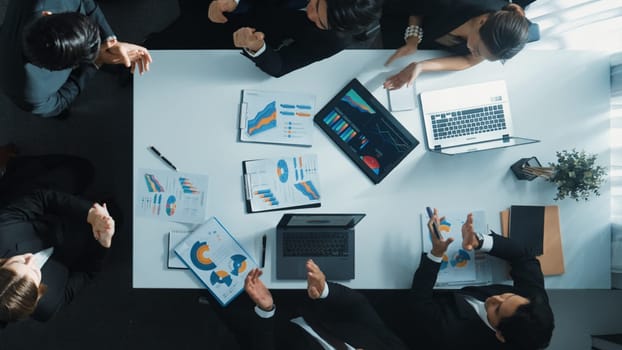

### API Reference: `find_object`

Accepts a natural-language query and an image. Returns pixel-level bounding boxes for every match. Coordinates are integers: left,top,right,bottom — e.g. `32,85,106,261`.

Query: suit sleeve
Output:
487,234,547,300
249,309,277,350
63,240,109,306
81,0,115,39
243,41,343,77
0,189,92,222
407,254,447,335
28,63,99,117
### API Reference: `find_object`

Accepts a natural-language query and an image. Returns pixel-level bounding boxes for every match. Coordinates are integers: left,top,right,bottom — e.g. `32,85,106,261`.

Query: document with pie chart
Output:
421,210,486,285
243,154,321,213
174,217,257,306
239,89,316,146
135,168,208,224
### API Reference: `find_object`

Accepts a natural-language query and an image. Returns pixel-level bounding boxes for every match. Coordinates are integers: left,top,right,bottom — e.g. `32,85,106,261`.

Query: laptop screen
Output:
314,79,419,184
279,214,365,228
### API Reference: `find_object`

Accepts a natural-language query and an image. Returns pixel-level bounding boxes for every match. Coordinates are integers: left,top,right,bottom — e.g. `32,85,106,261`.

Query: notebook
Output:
276,213,365,280
419,80,538,154
509,205,545,256
500,205,565,275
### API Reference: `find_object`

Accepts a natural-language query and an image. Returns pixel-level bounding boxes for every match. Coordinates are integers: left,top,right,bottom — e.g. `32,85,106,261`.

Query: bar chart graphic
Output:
144,174,165,192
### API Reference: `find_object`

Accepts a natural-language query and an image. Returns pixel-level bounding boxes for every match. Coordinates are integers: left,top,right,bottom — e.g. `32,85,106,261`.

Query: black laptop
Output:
276,213,365,280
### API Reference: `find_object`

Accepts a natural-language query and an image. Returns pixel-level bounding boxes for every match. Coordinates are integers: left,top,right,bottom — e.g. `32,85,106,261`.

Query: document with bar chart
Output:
135,168,208,224
242,154,321,213
239,90,316,146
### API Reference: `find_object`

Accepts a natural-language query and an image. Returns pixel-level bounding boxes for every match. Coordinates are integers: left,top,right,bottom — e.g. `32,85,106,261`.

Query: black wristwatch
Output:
474,232,485,250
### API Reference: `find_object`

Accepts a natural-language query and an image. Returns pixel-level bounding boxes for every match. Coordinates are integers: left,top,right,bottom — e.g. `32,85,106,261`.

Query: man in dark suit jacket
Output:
0,0,151,118
0,189,115,324
234,260,409,349
208,0,381,77
406,209,554,349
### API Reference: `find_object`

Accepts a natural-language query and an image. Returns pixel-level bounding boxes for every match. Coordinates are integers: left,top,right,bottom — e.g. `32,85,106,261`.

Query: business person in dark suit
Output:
0,190,115,324
0,0,152,118
383,0,536,89
208,0,381,77
0,146,94,206
230,260,409,349
404,208,554,349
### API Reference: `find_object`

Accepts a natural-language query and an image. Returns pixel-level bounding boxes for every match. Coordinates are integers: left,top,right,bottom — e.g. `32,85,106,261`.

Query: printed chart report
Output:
239,90,316,146
243,154,321,213
135,168,208,224
421,210,487,285
174,217,257,306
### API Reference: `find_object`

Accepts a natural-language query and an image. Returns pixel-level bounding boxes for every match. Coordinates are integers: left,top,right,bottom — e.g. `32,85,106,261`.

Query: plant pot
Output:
510,157,542,181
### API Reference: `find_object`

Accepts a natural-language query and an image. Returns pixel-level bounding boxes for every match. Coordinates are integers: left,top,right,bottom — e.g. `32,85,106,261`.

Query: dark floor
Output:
0,1,394,349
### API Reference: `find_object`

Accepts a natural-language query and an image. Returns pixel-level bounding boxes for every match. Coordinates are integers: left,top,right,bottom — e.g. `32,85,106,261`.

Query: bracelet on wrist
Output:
404,25,423,44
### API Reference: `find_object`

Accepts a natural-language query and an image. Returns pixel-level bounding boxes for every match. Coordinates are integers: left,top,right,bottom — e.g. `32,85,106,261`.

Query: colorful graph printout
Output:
421,210,486,285
135,168,208,224
240,90,316,146
243,154,321,213
174,217,257,306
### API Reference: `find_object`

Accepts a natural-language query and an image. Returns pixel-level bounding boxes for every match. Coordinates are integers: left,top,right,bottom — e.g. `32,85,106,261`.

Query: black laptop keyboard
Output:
284,232,349,257
431,104,506,140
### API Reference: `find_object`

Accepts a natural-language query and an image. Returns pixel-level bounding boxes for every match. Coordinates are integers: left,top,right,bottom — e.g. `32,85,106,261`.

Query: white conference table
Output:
133,49,611,289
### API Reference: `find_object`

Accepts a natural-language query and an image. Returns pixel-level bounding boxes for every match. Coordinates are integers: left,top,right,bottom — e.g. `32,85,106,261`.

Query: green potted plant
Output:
512,149,607,201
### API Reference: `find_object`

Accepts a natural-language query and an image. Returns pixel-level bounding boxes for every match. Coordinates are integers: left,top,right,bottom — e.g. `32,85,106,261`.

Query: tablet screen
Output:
314,79,419,184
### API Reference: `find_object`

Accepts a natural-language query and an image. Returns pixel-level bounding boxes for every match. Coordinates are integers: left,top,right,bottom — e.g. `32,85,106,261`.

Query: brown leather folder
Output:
500,206,565,276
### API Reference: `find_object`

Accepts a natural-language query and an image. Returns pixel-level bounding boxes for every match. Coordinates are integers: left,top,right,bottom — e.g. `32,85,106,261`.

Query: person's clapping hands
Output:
461,213,480,251
427,208,454,258
233,27,265,53
208,0,238,23
87,203,115,248
383,61,422,90
95,38,152,74
244,268,274,312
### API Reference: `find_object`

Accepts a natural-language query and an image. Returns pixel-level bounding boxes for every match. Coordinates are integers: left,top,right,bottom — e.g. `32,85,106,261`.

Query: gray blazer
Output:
0,0,114,117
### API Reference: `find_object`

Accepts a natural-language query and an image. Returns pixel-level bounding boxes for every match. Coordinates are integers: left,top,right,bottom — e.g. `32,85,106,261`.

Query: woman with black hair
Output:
382,0,536,90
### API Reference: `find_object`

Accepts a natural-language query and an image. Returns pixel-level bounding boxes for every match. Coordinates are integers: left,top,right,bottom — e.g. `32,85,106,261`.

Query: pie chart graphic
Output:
440,254,449,270
451,249,471,268
210,270,233,286
165,195,177,216
190,241,216,270
276,159,289,183
230,254,248,276
361,155,380,175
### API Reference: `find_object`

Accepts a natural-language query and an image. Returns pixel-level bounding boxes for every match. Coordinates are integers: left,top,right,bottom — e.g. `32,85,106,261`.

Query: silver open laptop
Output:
419,80,538,155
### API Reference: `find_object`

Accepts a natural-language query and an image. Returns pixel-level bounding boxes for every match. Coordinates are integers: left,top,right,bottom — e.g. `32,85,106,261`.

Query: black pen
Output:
261,234,266,268
149,146,177,171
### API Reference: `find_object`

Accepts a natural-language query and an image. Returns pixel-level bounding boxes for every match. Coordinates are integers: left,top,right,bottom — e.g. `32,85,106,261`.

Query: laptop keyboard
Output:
284,232,349,257
431,104,506,140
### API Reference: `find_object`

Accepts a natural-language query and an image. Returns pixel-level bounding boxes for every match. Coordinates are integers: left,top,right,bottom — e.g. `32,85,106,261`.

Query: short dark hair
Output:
23,12,101,71
479,5,530,61
326,0,383,34
0,264,47,323
497,299,555,349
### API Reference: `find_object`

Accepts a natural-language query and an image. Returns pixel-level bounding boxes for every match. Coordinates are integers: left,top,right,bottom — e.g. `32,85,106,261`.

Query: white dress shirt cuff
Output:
319,281,329,299
479,234,494,252
426,252,444,263
244,43,266,57
254,304,275,318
